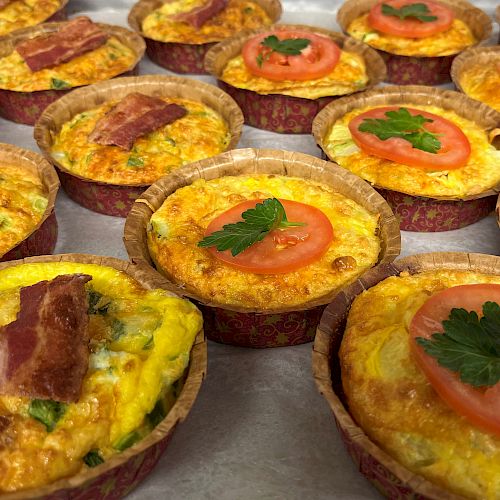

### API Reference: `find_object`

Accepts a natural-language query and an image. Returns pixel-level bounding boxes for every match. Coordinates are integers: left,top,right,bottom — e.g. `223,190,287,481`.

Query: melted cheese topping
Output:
324,104,500,198
341,269,500,500
0,37,136,92
460,57,500,113
221,49,368,99
347,14,475,57
0,164,48,258
142,0,272,44
0,262,201,492
51,97,230,185
0,0,60,36
148,174,381,310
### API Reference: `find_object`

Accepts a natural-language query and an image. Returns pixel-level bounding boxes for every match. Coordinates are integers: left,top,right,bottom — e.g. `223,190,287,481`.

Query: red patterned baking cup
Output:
377,188,497,232
199,303,324,348
1,211,58,262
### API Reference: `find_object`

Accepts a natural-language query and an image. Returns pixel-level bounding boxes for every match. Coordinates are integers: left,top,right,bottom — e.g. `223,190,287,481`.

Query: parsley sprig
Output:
381,3,438,22
358,107,441,154
416,302,500,387
256,35,311,68
198,198,306,257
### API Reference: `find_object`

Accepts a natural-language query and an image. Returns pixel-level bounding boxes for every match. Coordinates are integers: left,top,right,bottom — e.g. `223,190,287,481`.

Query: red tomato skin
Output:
241,30,341,82
348,106,471,171
368,0,454,39
409,284,500,437
204,199,334,274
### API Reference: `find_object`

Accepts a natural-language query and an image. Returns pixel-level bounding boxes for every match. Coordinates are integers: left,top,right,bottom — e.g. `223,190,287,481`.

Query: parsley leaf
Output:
83,450,105,467
358,107,441,154
127,156,144,168
416,302,500,387
28,399,67,432
50,78,71,90
381,3,438,22
256,35,311,67
198,198,306,257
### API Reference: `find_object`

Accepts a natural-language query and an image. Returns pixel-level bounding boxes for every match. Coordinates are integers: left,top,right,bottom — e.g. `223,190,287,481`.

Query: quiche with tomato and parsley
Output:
340,264,500,499
205,24,385,133
337,0,491,85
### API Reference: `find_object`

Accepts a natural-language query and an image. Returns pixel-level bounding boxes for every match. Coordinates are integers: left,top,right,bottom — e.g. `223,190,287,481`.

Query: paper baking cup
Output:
337,0,492,86
313,251,500,500
34,75,243,217
497,194,499,228
124,148,401,348
0,143,59,262
0,253,206,500
205,24,387,134
451,45,500,111
497,6,500,43
313,85,500,232
128,0,282,74
0,21,145,125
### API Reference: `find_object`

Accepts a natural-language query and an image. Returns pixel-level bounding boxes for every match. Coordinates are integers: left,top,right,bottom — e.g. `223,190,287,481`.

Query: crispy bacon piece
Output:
15,16,108,72
89,92,187,150
0,274,92,403
172,0,228,29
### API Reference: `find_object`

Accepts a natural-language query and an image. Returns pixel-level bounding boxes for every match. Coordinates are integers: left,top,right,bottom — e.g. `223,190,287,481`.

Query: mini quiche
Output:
0,143,58,262
129,0,281,74
452,46,500,113
337,259,500,499
0,257,203,494
337,0,492,85
0,0,66,37
205,24,386,133
314,85,500,231
0,17,145,125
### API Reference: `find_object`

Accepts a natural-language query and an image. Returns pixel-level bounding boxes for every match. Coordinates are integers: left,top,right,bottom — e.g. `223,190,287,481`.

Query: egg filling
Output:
324,104,500,198
50,97,231,185
0,36,136,92
341,269,500,500
142,0,272,44
347,14,475,57
459,58,500,113
0,261,202,492
0,0,61,37
0,163,48,258
148,174,381,310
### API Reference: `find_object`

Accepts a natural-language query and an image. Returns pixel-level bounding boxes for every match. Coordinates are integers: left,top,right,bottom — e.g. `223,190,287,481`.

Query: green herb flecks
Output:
50,78,71,90
113,431,141,451
416,301,500,387
256,35,311,67
198,198,306,257
142,335,155,350
146,399,166,428
111,319,126,341
381,3,438,22
83,450,105,467
127,156,144,168
358,107,441,154
28,399,67,432
87,289,111,315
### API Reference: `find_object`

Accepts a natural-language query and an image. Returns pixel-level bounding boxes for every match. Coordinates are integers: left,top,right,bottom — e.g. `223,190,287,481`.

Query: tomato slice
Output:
368,0,454,38
348,106,471,171
242,30,340,82
409,284,500,437
204,199,334,274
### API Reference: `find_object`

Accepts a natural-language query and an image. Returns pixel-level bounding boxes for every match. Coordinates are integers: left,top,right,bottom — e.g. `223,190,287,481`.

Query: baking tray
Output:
0,0,498,499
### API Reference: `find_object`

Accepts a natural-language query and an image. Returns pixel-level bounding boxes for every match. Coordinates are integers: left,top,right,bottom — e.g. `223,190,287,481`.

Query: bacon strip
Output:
172,0,228,29
89,92,187,151
0,274,92,403
16,16,108,72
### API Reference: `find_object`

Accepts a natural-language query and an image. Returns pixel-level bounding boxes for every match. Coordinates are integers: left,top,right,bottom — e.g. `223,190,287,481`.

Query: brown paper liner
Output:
34,75,244,217
0,143,59,261
337,0,492,85
313,251,500,500
124,148,401,347
128,0,282,74
497,194,499,228
0,20,145,125
0,253,207,500
451,45,500,110
497,6,500,43
205,23,387,134
313,85,500,231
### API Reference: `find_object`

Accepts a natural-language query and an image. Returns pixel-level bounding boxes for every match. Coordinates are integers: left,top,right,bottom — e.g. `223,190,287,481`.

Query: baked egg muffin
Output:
340,268,500,499
0,0,62,37
50,96,231,185
0,260,202,492
147,174,382,310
